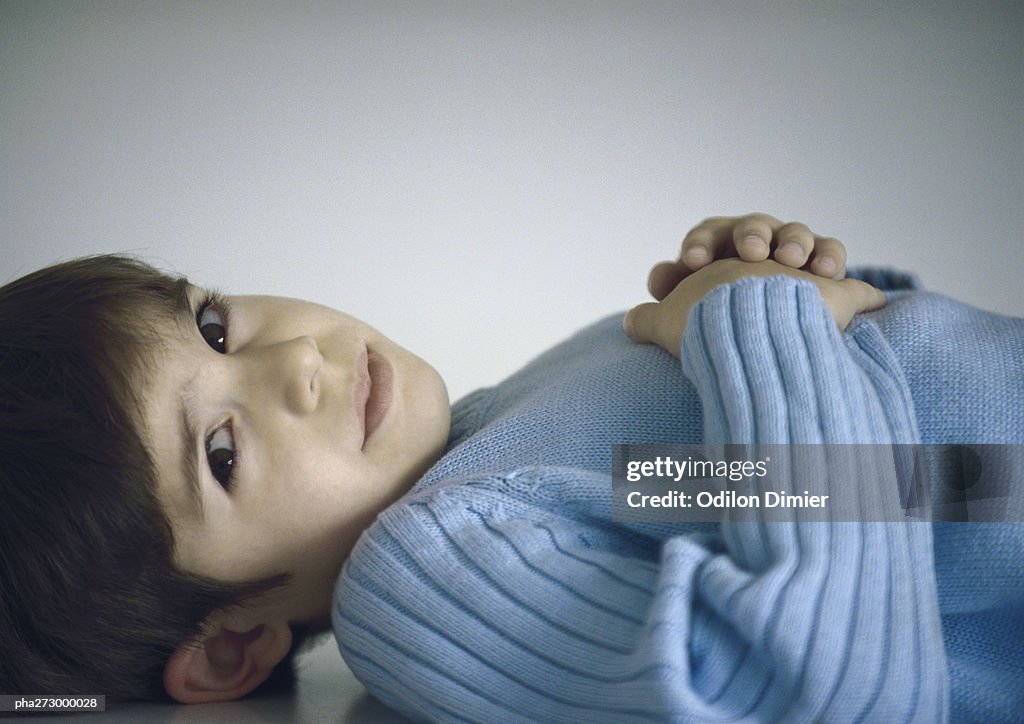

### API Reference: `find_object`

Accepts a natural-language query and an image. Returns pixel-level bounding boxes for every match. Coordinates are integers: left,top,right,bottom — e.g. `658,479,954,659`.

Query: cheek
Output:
263,447,381,536
268,462,378,580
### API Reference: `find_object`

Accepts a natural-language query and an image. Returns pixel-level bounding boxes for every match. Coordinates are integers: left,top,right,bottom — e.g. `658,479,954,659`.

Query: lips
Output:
354,348,393,448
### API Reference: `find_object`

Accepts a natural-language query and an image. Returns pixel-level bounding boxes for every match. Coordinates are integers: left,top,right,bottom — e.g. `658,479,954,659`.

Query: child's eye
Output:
196,295,230,353
206,424,236,491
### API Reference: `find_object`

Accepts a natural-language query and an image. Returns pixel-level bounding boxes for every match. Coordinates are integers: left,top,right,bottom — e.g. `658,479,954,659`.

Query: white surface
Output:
1,2,1021,721
24,639,409,723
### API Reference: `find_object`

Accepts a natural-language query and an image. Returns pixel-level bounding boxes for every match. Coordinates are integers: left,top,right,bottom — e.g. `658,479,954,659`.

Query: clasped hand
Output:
624,213,887,357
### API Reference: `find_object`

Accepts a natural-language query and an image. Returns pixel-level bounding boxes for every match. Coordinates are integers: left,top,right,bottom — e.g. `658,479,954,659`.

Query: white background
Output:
3,1,1022,402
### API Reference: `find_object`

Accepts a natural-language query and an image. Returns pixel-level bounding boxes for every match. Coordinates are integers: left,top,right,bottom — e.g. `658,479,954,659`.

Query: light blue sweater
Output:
333,271,1024,722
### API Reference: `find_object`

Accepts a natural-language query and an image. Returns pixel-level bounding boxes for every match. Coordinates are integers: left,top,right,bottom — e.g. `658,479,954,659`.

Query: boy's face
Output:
143,289,450,623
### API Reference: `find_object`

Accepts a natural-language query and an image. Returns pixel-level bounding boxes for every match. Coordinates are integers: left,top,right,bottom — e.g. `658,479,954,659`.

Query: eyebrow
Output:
173,282,206,522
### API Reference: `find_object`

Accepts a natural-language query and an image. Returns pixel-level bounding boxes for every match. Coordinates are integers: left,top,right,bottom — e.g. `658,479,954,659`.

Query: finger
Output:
680,218,731,271
657,217,744,301
647,260,684,301
731,213,781,262
839,278,887,318
622,301,660,345
624,301,682,356
828,279,886,331
808,236,847,279
772,221,815,268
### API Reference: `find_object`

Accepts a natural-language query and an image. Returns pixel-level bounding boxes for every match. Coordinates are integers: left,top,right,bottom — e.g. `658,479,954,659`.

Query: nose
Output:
259,335,323,415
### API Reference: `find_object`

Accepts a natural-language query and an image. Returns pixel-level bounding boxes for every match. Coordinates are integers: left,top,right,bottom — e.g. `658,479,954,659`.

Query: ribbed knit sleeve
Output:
679,278,949,721
332,276,949,722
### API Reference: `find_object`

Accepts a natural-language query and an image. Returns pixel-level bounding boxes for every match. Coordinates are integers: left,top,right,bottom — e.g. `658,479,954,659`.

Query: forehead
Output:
109,276,195,376
135,283,208,535
122,282,199,413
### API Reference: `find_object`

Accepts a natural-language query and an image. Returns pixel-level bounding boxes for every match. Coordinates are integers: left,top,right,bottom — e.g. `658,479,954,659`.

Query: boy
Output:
1,215,1021,721
332,224,1023,722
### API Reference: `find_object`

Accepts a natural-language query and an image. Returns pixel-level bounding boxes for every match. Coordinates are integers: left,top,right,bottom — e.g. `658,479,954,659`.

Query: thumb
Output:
622,302,659,344
830,278,887,330
842,278,887,314
861,281,887,312
624,301,684,357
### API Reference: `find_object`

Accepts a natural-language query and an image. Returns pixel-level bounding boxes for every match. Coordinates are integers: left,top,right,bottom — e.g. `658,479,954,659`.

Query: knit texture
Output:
333,271,1023,722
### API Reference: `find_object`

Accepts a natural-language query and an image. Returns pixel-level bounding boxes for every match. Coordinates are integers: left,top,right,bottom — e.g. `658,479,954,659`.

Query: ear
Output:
163,619,293,704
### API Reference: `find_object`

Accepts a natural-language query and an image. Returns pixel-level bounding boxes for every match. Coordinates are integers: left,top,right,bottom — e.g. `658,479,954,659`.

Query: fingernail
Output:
816,255,837,274
683,245,708,264
622,310,634,337
778,242,803,261
741,235,767,251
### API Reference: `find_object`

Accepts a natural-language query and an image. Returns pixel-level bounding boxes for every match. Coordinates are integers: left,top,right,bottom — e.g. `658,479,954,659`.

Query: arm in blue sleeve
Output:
333,276,949,722
678,277,948,721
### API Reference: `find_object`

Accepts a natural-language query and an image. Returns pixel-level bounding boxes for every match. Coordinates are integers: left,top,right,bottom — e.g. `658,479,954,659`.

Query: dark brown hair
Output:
0,255,308,700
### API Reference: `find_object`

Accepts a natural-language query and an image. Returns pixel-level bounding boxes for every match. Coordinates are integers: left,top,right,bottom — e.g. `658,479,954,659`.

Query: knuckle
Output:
736,220,768,238
779,221,812,241
745,212,780,227
684,227,713,245
819,237,847,255
688,217,722,239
